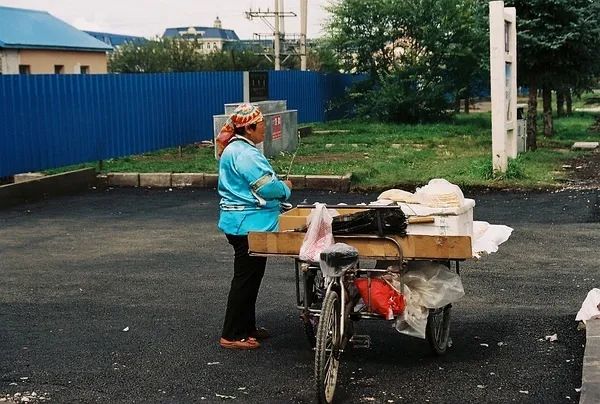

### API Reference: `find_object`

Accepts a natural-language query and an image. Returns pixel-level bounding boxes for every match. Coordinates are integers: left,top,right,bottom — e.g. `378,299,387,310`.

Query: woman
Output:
216,103,292,350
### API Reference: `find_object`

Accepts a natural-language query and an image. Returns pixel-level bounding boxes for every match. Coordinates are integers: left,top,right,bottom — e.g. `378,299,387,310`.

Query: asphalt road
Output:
1,187,599,403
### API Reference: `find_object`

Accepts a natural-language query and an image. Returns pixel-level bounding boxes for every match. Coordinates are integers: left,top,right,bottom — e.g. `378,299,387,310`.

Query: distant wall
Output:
0,49,19,74
18,49,108,74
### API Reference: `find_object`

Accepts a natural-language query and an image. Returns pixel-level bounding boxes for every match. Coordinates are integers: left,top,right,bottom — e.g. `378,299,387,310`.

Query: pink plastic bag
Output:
299,203,335,262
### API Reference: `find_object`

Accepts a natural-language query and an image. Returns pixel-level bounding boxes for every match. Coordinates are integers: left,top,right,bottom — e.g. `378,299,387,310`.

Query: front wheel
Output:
315,289,342,404
426,304,452,355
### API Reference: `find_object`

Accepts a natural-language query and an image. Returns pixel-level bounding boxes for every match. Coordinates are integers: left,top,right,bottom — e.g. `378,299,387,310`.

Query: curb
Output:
0,168,97,209
580,320,600,403
101,172,352,192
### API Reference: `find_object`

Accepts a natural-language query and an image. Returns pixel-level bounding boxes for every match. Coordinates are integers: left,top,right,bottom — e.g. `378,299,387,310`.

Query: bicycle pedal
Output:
349,335,371,349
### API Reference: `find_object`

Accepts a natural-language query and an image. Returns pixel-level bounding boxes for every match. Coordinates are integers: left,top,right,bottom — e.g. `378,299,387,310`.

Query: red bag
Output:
354,278,405,320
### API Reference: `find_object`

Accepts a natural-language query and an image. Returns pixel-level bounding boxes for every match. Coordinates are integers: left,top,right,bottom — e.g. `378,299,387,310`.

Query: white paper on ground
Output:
472,221,513,258
575,288,600,323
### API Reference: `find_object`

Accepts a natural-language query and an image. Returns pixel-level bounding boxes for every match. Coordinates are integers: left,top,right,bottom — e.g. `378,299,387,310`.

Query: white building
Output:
162,17,239,54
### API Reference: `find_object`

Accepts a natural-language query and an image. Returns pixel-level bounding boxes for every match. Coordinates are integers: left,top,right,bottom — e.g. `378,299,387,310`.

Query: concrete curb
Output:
101,172,353,192
0,168,97,209
580,320,600,403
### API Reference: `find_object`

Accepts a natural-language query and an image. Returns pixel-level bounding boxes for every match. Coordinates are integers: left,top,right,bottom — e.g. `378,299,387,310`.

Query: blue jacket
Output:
218,136,291,235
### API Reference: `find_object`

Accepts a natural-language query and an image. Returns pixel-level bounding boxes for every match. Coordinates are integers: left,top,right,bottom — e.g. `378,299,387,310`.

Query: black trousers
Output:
222,234,267,340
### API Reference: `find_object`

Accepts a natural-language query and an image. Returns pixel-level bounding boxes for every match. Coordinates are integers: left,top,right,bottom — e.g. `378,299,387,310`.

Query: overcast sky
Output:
0,0,331,39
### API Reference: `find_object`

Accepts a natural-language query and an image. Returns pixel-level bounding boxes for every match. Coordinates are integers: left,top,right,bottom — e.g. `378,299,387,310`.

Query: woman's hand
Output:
283,180,293,190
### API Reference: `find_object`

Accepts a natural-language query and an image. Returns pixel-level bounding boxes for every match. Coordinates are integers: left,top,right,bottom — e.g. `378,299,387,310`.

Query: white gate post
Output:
489,1,517,173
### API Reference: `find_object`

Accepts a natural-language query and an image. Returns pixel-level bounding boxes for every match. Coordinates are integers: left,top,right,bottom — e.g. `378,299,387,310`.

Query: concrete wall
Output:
11,49,108,74
0,49,19,74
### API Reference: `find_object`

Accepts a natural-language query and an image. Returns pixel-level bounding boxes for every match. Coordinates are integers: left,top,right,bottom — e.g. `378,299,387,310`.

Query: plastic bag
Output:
391,261,465,338
575,288,600,323
472,221,513,258
402,261,465,308
394,285,429,338
299,203,335,262
414,179,465,208
354,278,405,320
319,243,359,278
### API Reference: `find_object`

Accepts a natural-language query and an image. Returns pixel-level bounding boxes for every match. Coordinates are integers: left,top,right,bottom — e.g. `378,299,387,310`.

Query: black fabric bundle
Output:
332,209,407,236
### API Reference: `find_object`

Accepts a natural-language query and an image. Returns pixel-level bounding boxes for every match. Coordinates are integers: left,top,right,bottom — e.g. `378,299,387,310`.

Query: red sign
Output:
272,115,282,140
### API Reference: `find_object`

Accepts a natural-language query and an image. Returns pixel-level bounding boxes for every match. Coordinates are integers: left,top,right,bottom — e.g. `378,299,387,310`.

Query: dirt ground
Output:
565,148,600,190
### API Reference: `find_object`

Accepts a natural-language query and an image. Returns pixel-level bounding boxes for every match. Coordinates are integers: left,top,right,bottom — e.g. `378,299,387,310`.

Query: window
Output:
80,65,90,74
18,65,30,75
54,65,64,74
199,43,203,50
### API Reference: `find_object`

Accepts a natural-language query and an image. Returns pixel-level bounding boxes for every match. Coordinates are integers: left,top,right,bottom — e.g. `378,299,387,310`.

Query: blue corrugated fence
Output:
0,71,360,177
269,71,363,123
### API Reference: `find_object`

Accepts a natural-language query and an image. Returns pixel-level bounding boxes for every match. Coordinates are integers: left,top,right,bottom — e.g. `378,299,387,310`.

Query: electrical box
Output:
214,100,298,159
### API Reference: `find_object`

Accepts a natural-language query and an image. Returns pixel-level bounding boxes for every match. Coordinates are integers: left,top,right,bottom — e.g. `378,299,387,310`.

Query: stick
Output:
285,132,302,180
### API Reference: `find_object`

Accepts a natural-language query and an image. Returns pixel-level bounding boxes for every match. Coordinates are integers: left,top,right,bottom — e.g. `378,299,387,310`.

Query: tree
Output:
507,0,600,148
109,38,201,73
325,0,488,122
306,39,343,73
109,37,281,73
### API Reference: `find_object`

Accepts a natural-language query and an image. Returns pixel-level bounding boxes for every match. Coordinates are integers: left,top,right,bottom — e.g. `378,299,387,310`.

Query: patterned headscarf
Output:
216,103,264,156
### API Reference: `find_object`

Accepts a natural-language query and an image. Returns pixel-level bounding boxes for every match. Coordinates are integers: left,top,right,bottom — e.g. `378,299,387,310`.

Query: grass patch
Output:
44,108,600,190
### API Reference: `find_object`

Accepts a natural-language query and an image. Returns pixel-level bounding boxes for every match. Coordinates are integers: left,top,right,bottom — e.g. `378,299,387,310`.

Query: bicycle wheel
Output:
315,289,341,404
426,304,452,355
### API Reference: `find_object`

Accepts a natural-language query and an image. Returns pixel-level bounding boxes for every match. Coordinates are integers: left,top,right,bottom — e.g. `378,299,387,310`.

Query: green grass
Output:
43,145,218,176
44,106,600,190
267,111,599,189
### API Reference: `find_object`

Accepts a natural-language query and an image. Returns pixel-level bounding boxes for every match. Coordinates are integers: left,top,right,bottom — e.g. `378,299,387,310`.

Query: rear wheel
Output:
315,289,341,404
426,304,452,355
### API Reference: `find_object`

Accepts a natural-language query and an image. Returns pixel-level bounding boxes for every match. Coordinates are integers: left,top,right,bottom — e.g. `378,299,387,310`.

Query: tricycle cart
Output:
248,205,473,404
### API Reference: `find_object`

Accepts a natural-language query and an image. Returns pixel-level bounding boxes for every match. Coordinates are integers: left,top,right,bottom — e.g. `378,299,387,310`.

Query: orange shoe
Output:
219,337,260,350
250,327,271,340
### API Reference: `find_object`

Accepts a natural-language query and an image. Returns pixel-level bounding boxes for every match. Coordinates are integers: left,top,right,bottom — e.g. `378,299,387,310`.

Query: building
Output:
0,6,112,75
163,17,239,54
85,31,147,49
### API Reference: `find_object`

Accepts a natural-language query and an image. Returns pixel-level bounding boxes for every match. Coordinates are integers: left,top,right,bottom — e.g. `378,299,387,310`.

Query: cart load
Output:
247,179,512,404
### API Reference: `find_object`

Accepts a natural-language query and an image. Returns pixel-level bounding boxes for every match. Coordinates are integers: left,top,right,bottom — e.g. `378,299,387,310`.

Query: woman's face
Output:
245,119,265,144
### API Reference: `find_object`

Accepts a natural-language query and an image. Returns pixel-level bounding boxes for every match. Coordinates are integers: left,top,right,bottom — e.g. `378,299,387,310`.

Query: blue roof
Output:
163,26,239,41
85,31,147,48
0,6,112,51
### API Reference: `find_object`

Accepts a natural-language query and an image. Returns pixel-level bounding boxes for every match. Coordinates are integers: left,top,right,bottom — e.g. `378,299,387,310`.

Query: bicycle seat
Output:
320,243,359,269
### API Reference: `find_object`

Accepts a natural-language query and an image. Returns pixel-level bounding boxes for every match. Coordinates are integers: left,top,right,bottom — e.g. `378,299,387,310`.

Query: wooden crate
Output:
248,231,472,260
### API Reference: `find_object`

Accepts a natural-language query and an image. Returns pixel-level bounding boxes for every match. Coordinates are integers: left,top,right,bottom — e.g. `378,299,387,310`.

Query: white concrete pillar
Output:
489,1,517,173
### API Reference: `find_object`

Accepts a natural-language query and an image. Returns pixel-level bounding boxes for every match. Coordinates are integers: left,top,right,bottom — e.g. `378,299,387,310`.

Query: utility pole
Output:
300,0,307,70
245,1,298,70
274,0,281,70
